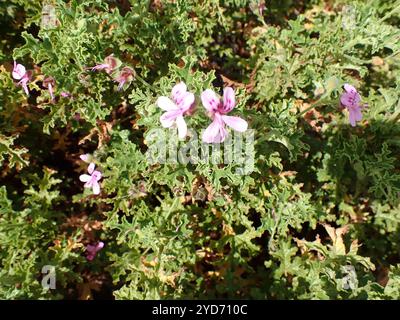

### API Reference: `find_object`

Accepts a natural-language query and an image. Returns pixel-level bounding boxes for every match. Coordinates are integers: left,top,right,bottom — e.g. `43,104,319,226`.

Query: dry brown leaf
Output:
323,223,349,255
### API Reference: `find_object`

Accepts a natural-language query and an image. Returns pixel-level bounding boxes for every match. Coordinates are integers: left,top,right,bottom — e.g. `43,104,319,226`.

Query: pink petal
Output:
221,115,248,132
91,63,109,71
96,242,105,251
92,181,101,195
201,89,220,113
84,180,94,188
216,125,228,143
61,91,71,98
348,106,362,127
21,82,29,96
202,115,227,143
86,242,104,261
340,92,351,106
12,63,26,80
48,83,55,101
80,154,90,162
348,110,356,127
171,82,187,103
160,109,181,128
354,107,363,121
344,83,357,94
178,92,195,112
92,170,102,181
202,119,220,143
222,87,235,113
341,91,360,107
157,96,179,111
117,80,125,91
104,55,118,73
86,244,96,253
176,115,187,139
86,254,95,261
88,162,95,174
79,174,91,183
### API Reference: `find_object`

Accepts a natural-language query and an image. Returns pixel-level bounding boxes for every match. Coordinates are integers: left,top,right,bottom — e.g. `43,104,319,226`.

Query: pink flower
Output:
201,87,248,143
250,1,266,15
90,54,119,74
61,91,74,102
156,82,195,139
61,91,72,98
340,84,365,127
12,61,30,96
86,242,104,261
258,2,266,15
79,154,92,163
113,66,135,91
43,77,55,101
79,162,102,195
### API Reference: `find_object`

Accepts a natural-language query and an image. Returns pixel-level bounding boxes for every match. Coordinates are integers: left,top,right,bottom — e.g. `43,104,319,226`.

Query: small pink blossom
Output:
201,87,248,143
340,83,365,127
12,61,30,96
79,154,92,163
156,82,195,139
86,241,104,261
90,54,119,74
250,1,266,15
113,66,135,91
60,91,71,98
258,2,266,15
79,162,102,195
43,77,55,101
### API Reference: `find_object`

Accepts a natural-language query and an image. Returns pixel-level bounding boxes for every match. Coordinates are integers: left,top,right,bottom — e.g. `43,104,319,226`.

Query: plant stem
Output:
297,99,336,117
135,74,156,92
379,2,400,23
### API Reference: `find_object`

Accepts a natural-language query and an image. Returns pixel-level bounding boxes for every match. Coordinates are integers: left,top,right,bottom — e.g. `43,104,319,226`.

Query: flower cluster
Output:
157,82,248,143
11,60,365,201
90,54,135,91
12,60,68,102
156,82,195,139
12,61,31,96
11,54,135,102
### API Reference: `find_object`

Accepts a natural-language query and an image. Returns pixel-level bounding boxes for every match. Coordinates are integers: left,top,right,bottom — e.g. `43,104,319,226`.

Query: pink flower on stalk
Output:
340,84,365,127
156,82,195,139
12,61,30,96
258,2,266,15
90,54,119,74
79,162,102,195
201,87,248,143
86,241,104,261
113,66,135,91
43,77,55,101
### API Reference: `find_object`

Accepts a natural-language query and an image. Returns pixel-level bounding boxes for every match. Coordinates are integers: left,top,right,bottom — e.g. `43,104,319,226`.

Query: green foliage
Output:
0,169,82,299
